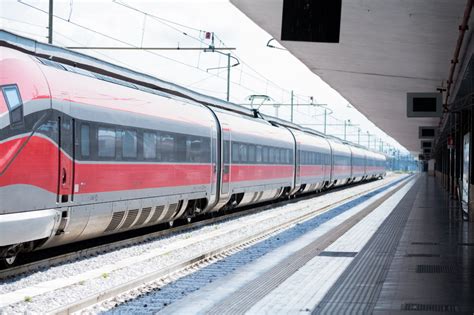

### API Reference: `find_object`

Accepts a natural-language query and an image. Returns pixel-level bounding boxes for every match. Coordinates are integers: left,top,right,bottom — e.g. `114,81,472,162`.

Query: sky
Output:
1,0,410,155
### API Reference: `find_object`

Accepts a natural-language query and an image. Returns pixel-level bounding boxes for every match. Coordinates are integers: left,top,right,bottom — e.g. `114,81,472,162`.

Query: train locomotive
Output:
0,35,386,266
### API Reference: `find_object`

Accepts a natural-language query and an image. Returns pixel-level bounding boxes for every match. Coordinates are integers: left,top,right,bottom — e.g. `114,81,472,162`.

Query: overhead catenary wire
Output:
16,0,260,99
98,0,295,105
109,0,293,103
12,0,404,153
0,16,47,29
112,0,208,46
17,0,216,72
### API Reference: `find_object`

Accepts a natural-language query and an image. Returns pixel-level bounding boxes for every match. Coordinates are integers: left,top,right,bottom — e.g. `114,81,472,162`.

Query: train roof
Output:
0,29,385,157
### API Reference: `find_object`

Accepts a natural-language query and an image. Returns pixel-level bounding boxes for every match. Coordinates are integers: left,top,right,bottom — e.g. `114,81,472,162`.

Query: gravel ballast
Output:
0,174,405,314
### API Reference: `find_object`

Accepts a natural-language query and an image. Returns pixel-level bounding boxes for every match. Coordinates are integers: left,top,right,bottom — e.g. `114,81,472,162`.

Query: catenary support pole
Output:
48,0,53,44
226,53,230,102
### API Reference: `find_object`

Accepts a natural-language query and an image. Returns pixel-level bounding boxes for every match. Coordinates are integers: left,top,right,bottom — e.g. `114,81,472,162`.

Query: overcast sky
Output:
1,0,409,154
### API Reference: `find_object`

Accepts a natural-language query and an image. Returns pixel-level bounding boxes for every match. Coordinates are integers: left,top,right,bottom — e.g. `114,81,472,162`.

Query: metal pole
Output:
48,0,53,44
290,90,294,123
226,53,230,102
324,109,327,134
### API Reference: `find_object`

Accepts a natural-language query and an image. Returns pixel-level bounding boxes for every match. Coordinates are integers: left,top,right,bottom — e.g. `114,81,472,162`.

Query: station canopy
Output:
231,0,468,154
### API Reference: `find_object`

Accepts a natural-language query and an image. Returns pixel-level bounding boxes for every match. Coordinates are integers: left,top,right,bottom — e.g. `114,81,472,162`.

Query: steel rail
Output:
48,175,412,314
0,177,394,280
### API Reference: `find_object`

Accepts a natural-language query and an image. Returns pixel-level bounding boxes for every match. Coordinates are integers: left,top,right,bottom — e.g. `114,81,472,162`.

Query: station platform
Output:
158,175,474,314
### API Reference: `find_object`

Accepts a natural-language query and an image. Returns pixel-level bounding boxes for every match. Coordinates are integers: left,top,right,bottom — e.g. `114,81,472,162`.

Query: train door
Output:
221,127,231,197
57,115,75,203
208,124,219,207
295,143,301,186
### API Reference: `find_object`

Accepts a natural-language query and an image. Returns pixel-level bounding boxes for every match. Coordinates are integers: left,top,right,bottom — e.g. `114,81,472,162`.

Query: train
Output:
0,38,386,266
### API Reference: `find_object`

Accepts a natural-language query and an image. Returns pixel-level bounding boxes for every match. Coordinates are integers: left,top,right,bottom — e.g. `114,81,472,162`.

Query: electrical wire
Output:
67,0,74,21
112,0,207,46
0,16,47,29
13,0,400,151
110,1,289,102
17,0,212,72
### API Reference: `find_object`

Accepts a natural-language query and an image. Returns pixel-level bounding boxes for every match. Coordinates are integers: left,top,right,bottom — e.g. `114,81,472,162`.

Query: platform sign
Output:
462,133,470,214
407,93,442,117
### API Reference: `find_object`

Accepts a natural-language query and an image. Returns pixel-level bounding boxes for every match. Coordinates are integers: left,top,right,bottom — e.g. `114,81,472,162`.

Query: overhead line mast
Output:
48,0,53,44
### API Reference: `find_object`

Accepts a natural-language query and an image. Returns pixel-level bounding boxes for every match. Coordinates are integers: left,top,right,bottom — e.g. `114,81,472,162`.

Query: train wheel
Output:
1,255,17,268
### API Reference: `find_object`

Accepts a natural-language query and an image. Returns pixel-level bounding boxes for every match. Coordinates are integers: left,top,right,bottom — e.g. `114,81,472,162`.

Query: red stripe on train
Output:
333,165,351,174
0,136,58,193
75,163,212,193
230,164,293,182
0,135,213,193
299,165,327,177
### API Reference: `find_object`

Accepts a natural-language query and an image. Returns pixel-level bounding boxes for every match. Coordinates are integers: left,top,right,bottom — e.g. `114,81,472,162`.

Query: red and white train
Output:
0,34,386,265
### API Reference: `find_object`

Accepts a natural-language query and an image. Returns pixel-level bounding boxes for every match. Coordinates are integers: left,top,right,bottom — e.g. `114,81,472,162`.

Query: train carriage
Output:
289,128,331,194
349,145,368,183
0,34,387,265
327,138,353,187
366,151,386,179
0,46,220,253
214,109,295,208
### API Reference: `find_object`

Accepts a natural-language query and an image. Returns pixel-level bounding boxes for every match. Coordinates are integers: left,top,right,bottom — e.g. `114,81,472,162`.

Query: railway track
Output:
0,176,395,280
0,174,410,313
70,174,414,314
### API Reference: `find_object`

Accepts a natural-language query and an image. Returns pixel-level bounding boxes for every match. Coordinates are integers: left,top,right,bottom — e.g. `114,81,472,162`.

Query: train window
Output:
2,85,23,126
81,124,90,157
223,140,230,163
269,148,275,163
256,146,262,163
200,137,211,163
239,143,248,162
187,137,202,162
248,145,256,163
176,135,187,162
3,86,21,110
232,143,239,162
280,149,285,164
160,133,176,162
275,148,280,164
122,130,137,158
263,147,269,163
98,127,116,158
143,132,157,159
